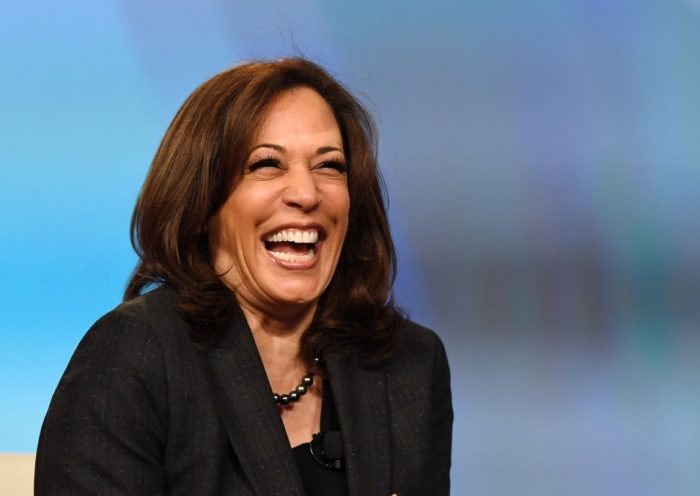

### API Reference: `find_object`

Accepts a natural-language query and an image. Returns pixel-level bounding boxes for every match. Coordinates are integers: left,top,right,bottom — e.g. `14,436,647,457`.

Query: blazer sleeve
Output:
35,308,168,495
428,336,453,495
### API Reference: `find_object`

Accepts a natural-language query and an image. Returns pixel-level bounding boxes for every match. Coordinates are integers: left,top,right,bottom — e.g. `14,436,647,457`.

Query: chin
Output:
273,290,321,307
266,281,325,308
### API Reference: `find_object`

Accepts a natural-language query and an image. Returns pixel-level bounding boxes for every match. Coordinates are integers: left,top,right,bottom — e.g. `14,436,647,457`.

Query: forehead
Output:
253,87,342,146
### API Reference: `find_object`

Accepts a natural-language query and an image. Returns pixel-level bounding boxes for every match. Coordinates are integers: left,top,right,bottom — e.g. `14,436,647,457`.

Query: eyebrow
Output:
250,144,344,155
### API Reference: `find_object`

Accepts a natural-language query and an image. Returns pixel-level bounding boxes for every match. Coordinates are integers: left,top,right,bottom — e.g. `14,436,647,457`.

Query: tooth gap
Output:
263,241,316,249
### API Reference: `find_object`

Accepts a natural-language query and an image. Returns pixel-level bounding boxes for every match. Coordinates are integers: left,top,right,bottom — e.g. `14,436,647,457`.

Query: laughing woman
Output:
35,58,453,496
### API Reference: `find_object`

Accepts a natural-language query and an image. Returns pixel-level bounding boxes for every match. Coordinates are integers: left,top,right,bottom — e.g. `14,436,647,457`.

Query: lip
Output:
261,221,325,270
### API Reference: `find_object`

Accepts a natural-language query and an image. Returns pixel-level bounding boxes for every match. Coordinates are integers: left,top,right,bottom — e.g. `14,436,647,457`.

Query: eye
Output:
247,158,282,172
316,160,347,174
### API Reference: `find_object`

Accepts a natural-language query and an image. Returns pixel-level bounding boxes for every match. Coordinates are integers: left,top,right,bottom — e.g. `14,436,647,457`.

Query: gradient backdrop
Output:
2,1,699,494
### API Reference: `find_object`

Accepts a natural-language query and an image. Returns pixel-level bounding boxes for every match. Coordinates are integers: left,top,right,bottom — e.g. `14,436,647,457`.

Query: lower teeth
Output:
269,248,315,263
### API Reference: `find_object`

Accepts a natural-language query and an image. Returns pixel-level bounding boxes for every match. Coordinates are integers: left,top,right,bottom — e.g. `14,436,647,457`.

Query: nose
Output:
281,165,321,211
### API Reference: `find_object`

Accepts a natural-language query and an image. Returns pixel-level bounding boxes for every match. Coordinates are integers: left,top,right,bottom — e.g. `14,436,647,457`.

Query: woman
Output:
35,58,452,496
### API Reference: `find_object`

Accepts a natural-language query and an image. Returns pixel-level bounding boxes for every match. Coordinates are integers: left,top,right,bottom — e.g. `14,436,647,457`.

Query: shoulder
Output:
386,319,450,384
65,286,185,379
63,287,174,372
84,285,180,342
393,319,448,363
43,287,185,433
395,319,445,350
116,284,179,325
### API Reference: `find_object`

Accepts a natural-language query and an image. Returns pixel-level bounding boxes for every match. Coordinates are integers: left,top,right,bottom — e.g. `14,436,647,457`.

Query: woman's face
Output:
210,87,350,318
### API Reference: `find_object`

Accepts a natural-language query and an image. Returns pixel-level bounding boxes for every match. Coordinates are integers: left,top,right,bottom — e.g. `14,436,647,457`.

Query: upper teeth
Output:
265,229,319,244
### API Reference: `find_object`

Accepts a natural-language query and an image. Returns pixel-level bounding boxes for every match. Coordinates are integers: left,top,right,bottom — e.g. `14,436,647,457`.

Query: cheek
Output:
210,198,248,260
221,189,264,237
208,217,232,274
340,193,350,231
331,184,350,221
232,184,280,222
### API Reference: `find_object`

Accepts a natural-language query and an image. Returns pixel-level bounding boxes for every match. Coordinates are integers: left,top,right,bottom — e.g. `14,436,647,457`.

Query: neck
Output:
237,299,317,390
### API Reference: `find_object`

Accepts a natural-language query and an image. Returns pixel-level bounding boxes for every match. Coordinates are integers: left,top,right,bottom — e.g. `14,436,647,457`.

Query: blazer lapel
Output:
197,307,304,495
325,351,392,496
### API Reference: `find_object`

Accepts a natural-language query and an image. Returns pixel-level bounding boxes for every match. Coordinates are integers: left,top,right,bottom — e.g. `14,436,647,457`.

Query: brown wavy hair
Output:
125,58,403,366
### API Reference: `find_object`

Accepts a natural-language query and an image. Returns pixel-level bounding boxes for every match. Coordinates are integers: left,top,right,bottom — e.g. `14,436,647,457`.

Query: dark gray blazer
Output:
35,286,452,495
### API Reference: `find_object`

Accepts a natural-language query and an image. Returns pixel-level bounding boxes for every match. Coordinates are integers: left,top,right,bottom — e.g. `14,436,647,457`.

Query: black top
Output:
292,380,348,496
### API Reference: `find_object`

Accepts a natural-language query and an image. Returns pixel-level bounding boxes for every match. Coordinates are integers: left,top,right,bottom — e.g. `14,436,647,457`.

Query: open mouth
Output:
263,228,322,264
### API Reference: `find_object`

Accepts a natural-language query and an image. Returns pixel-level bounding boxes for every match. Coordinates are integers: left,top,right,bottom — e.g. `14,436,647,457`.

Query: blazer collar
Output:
197,305,305,495
199,302,392,496
325,350,392,496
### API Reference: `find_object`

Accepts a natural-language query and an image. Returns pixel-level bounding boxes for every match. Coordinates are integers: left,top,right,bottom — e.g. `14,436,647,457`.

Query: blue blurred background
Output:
2,0,699,494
